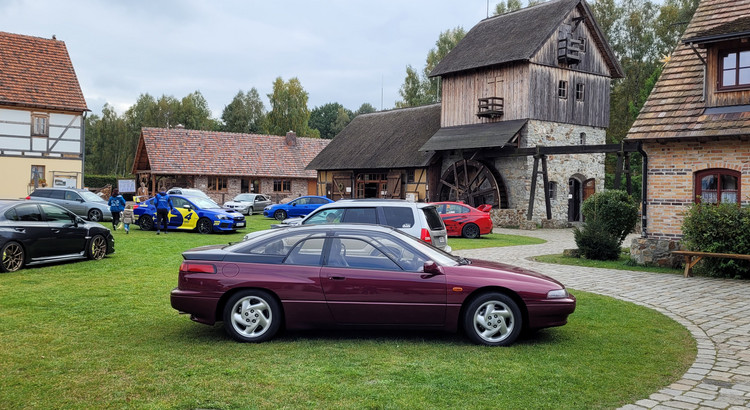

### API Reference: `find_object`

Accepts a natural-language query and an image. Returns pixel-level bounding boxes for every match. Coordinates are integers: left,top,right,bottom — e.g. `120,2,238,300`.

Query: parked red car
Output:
170,224,575,346
432,201,493,239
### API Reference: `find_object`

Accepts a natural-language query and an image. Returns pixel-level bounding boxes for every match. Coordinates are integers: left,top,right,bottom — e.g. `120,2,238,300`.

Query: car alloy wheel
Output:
1,242,24,273
463,292,522,346
223,290,281,343
88,209,103,222
462,223,480,239
197,218,213,234
273,210,287,221
87,235,107,260
139,215,154,231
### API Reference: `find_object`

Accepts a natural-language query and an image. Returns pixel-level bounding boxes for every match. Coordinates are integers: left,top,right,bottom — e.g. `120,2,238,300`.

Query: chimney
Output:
285,130,297,147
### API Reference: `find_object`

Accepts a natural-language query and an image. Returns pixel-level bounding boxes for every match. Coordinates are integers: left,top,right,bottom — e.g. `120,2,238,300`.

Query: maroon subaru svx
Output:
170,224,576,346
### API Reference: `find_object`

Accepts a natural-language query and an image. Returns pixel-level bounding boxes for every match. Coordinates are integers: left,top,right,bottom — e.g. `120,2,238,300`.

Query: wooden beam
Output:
495,141,641,157
541,155,551,220
614,152,623,190
527,156,540,221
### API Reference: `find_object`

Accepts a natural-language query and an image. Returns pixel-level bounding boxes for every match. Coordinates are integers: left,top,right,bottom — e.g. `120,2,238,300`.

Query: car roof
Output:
31,187,87,192
272,223,399,235
319,199,434,209
0,199,67,210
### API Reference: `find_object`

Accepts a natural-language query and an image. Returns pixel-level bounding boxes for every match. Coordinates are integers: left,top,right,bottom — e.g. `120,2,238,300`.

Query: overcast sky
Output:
3,0,494,119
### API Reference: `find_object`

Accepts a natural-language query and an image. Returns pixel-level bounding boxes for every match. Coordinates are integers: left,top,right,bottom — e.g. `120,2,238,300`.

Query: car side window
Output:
327,237,401,271
241,233,323,256
304,208,344,225
4,208,18,221
63,191,79,201
15,204,42,221
435,204,446,214
40,203,74,222
171,197,188,208
294,198,309,206
283,238,325,266
311,198,329,205
381,206,415,228
342,208,377,224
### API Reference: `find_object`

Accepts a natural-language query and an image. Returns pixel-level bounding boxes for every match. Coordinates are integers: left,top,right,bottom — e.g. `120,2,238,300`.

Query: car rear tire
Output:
138,215,154,231
274,210,287,221
88,208,103,222
463,292,522,346
223,290,281,343
462,223,481,239
197,217,213,234
1,241,24,273
87,234,108,260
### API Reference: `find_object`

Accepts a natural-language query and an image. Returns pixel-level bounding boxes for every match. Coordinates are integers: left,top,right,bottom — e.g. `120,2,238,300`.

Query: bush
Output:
681,202,750,279
84,174,129,189
574,218,621,260
581,190,639,243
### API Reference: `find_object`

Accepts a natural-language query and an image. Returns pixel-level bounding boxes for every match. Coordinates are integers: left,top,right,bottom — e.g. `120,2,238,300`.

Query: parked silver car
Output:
166,187,210,199
275,199,450,250
224,193,272,215
27,188,113,222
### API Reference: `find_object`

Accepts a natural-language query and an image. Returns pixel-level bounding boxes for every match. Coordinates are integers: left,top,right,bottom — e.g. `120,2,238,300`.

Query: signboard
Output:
118,179,136,193
53,177,77,188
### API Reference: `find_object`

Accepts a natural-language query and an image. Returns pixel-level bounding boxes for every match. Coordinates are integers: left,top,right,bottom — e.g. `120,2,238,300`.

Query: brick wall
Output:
643,139,750,240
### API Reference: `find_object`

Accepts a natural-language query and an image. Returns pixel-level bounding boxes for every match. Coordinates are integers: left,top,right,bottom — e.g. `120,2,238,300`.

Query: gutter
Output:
637,141,648,238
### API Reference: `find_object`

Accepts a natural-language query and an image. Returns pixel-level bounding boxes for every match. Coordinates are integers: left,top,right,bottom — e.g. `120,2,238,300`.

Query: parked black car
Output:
0,200,115,273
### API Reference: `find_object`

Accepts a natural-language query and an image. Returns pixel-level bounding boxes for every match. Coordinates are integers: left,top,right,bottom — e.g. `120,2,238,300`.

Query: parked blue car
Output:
263,195,334,220
134,194,245,234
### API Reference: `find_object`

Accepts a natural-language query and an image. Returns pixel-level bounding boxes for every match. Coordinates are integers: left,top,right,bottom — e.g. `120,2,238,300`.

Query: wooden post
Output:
625,152,632,195
527,156,540,221
614,152,623,190
541,155,551,220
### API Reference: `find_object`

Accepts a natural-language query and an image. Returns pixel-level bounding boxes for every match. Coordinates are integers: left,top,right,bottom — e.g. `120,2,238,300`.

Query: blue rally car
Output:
134,194,245,234
263,195,334,220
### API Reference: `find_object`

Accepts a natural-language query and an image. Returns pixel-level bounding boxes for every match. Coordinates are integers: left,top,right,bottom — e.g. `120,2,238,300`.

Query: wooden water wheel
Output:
438,159,503,208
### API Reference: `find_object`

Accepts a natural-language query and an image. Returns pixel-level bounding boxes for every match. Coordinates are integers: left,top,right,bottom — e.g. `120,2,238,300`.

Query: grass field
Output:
0,215,695,408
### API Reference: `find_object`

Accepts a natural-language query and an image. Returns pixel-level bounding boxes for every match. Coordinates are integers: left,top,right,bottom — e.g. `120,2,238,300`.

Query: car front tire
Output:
87,234,108,260
462,223,481,239
197,217,213,234
273,210,287,221
463,292,522,346
223,290,281,343
1,241,25,273
88,208,103,222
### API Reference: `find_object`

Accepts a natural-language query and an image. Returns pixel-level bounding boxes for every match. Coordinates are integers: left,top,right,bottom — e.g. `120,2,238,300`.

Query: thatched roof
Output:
306,104,440,171
430,0,622,78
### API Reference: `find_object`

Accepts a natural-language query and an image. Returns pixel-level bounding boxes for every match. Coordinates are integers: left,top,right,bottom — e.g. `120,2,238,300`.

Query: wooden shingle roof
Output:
0,32,87,112
627,0,750,141
429,0,622,78
306,104,440,171
133,128,329,178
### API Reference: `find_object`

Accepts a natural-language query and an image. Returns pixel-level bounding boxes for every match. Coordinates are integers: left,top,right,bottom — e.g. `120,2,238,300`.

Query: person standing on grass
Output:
155,190,173,235
108,189,126,230
122,203,134,234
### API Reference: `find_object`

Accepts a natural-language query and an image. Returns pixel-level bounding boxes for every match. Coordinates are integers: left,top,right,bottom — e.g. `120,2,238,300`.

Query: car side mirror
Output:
183,204,192,210
78,198,85,202
423,261,442,275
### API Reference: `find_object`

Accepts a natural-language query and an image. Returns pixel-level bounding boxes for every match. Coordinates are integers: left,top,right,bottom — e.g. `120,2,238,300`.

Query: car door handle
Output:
328,276,346,280
51,229,60,233
14,228,25,233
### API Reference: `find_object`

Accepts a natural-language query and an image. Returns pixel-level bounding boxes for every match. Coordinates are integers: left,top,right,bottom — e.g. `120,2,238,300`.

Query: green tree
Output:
353,103,377,118
396,27,466,108
494,0,522,15
332,107,352,136
266,77,318,138
177,91,217,130
221,88,266,134
310,102,345,139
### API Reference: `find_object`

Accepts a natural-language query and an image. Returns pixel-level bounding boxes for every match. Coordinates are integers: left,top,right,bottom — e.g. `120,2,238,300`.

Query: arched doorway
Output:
438,159,506,208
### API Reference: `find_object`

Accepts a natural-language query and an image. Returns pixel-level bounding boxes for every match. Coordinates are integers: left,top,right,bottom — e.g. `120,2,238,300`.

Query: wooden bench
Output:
672,250,750,277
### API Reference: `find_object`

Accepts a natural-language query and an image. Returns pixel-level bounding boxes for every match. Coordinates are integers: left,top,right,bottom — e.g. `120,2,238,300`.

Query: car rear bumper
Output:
170,288,219,325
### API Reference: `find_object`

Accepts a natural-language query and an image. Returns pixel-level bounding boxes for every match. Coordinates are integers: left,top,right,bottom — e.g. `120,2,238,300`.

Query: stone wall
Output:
194,176,313,205
630,237,683,268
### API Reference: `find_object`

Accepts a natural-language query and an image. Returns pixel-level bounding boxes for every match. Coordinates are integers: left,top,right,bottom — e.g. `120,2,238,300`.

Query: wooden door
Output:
583,178,596,201
386,172,402,199
307,179,317,195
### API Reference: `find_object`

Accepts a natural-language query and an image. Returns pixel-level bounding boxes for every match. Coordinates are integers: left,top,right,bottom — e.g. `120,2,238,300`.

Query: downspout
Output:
81,111,87,188
637,141,648,238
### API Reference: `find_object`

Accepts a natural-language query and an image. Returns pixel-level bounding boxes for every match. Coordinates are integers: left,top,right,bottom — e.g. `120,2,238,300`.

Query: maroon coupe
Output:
170,224,575,346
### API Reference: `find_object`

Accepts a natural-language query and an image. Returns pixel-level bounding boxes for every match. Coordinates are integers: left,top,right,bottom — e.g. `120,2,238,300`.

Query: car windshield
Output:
233,194,253,202
189,197,221,209
80,191,105,202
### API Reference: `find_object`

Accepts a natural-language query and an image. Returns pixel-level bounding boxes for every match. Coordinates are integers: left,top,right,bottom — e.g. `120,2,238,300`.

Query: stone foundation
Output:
491,209,526,227
630,237,683,268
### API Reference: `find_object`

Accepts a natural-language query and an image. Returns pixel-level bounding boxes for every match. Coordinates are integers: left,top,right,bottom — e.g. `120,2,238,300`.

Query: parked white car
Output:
274,199,450,250
224,193,272,215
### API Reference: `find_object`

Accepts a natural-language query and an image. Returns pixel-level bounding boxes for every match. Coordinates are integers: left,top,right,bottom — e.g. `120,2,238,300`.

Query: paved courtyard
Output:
456,228,750,410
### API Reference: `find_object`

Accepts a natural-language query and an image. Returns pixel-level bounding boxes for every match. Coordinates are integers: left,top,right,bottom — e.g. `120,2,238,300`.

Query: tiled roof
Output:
627,0,750,141
136,128,329,178
0,31,87,112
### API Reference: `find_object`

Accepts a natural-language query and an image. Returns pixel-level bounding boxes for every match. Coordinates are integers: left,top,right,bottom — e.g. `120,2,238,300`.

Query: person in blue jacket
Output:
107,188,126,230
154,190,173,235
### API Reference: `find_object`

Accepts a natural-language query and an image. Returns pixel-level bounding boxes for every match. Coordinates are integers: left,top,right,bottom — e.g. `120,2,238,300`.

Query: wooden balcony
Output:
557,37,582,65
477,97,504,118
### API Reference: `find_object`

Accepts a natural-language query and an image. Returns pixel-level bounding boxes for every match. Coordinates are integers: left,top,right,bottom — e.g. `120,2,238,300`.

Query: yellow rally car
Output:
133,194,245,234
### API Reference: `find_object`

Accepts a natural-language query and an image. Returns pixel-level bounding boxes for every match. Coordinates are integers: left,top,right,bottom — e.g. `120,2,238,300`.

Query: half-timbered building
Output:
0,32,88,198
627,0,750,265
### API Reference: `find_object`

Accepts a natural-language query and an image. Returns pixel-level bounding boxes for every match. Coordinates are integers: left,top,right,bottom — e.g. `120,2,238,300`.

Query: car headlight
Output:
264,206,271,211
546,289,569,299
218,215,228,220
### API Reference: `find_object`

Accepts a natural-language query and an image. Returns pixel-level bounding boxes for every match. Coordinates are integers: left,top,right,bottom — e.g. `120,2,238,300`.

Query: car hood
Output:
446,258,566,287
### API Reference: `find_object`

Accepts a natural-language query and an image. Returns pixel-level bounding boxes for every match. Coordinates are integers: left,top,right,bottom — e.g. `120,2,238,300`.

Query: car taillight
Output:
420,228,432,243
180,262,216,274
133,204,139,209
25,196,31,200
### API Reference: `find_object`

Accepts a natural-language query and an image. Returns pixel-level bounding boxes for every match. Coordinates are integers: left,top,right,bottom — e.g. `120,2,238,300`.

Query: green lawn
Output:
0,215,694,408
534,252,684,275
